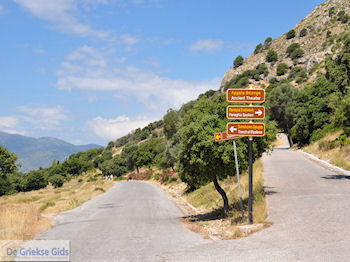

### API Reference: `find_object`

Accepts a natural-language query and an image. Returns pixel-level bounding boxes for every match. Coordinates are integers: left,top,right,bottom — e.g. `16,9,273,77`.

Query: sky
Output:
0,0,324,146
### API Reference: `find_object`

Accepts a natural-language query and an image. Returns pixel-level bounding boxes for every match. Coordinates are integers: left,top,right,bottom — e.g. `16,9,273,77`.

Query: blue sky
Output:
0,0,324,145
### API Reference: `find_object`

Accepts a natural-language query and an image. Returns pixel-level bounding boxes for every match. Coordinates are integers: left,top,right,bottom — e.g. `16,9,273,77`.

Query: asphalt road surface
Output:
39,134,350,261
38,182,206,261
165,135,350,261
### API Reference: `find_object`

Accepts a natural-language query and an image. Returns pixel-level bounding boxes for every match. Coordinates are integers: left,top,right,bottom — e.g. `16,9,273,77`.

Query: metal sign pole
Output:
248,137,253,224
233,141,244,218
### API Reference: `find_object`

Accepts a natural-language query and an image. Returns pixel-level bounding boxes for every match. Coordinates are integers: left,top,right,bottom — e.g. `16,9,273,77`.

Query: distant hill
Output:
0,131,102,172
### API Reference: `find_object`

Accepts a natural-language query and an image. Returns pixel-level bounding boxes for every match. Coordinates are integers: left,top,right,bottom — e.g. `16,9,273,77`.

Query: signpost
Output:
226,106,265,120
227,123,265,137
226,89,265,103
226,88,266,224
214,132,239,142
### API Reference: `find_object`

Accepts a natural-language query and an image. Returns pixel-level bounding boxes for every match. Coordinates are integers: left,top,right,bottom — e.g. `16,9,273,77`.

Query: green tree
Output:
264,37,273,47
276,63,289,76
266,49,278,62
299,28,307,37
22,170,48,191
254,43,263,54
0,146,18,174
101,156,128,177
286,29,296,39
178,94,277,214
49,175,65,188
233,56,244,68
163,109,179,140
267,84,298,144
286,43,304,60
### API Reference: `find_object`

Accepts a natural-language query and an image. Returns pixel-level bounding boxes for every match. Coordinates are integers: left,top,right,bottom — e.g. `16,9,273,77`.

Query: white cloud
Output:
56,46,220,110
17,105,70,130
87,115,156,141
189,40,224,52
120,34,139,45
13,0,109,39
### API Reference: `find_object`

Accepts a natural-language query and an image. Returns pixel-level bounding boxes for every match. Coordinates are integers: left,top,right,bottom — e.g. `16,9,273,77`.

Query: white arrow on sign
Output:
229,126,237,133
255,109,263,116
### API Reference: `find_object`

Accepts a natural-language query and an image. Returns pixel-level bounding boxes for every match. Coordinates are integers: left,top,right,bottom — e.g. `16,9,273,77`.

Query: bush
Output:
338,11,349,23
289,67,307,82
22,170,48,191
254,43,263,54
264,37,272,47
276,63,289,76
233,56,244,68
299,28,307,37
318,140,338,151
49,175,65,188
328,7,335,17
286,43,304,60
286,29,296,39
256,63,269,76
266,49,278,62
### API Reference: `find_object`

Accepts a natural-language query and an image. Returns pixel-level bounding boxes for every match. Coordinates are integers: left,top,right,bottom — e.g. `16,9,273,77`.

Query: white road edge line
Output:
299,150,350,176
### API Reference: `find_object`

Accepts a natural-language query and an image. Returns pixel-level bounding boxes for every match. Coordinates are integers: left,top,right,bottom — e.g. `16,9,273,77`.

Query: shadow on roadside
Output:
321,174,350,180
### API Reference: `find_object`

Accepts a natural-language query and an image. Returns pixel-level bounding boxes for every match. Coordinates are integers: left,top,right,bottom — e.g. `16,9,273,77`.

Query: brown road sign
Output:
226,89,265,103
226,106,265,120
227,123,265,137
214,132,240,142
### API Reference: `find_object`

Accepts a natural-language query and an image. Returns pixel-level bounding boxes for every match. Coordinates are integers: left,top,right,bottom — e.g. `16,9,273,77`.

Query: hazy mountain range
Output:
0,131,102,172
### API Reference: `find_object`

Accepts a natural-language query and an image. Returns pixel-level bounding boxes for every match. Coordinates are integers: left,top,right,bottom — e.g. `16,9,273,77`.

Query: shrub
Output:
289,67,307,82
339,134,348,147
95,187,105,192
286,43,304,60
328,7,335,17
338,11,349,23
276,63,289,76
40,200,55,211
299,28,307,37
318,140,338,151
266,49,278,62
233,56,244,68
264,37,273,47
256,63,269,76
286,29,296,39
49,175,65,188
254,43,263,54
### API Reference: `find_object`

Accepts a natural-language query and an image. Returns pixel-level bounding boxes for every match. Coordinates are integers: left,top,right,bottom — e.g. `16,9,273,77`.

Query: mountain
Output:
220,0,350,90
0,131,102,172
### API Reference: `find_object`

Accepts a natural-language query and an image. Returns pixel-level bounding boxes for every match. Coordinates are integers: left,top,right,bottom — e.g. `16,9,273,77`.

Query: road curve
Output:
37,181,206,261
165,135,350,261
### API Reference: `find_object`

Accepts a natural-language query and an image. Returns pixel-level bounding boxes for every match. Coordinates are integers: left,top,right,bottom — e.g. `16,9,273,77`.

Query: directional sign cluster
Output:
226,89,266,137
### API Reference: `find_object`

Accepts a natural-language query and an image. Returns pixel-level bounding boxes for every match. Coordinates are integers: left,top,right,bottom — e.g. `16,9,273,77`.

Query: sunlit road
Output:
165,134,350,261
38,181,206,261
38,134,350,261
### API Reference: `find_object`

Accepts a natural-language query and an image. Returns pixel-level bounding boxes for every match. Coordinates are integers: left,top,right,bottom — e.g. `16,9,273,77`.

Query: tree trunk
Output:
213,175,229,215
136,166,139,174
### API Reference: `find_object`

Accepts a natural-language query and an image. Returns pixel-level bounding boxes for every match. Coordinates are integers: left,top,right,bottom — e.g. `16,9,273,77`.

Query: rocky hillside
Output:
220,0,350,90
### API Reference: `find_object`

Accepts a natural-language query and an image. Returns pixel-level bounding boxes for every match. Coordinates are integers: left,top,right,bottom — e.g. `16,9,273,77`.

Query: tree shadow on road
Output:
321,174,350,180
264,186,279,195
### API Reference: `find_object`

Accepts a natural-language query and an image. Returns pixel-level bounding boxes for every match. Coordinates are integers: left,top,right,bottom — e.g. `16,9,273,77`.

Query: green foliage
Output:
337,11,349,23
276,63,289,76
266,49,278,62
255,63,269,76
286,43,304,60
0,146,18,174
254,43,263,54
286,29,296,39
21,170,48,191
299,28,307,37
163,109,179,140
233,56,244,68
264,37,273,47
328,7,335,17
100,156,128,177
178,94,277,190
266,83,298,134
289,67,308,83
49,175,65,188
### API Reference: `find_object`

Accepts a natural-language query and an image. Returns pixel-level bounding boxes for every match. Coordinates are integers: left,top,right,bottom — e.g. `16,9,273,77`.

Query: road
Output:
38,134,350,261
37,182,206,261
165,135,350,261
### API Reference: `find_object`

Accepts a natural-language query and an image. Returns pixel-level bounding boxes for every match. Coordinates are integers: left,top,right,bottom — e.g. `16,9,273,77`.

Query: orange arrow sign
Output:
227,106,265,120
214,132,241,142
227,123,265,137
226,89,265,103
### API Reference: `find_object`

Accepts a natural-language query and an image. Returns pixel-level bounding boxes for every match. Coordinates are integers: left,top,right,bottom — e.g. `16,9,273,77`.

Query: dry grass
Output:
155,159,268,240
0,172,114,241
304,131,350,171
